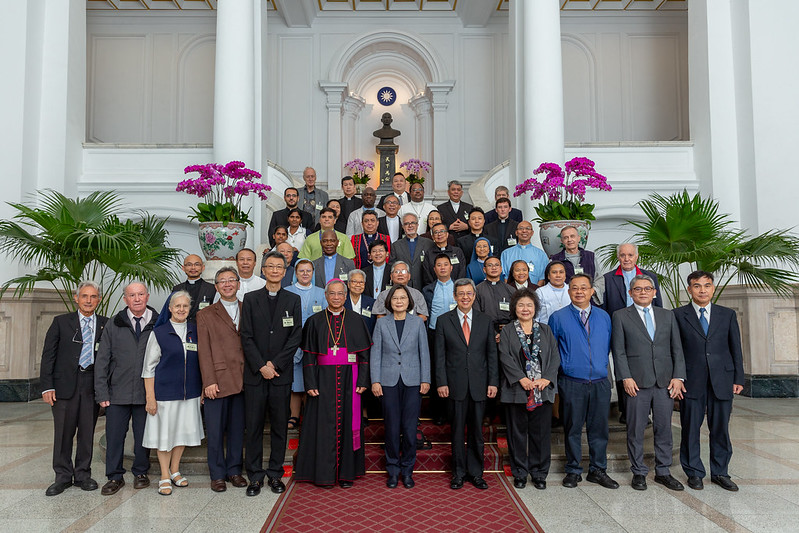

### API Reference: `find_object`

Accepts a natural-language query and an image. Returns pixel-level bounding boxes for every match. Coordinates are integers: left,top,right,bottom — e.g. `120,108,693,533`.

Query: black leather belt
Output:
79,365,94,372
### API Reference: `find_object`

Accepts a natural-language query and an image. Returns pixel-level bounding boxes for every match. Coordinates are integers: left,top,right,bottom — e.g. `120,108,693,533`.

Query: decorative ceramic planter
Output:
198,221,248,261
538,220,590,257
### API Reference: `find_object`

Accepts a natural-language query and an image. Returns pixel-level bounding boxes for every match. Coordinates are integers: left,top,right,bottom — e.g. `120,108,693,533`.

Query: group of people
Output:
39,171,744,498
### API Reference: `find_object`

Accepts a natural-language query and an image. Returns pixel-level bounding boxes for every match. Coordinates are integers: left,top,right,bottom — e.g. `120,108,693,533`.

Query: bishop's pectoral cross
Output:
332,345,339,355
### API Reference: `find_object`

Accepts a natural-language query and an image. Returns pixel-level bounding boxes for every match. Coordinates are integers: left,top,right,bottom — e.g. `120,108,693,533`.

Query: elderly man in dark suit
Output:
674,270,744,492
435,278,498,490
40,281,108,496
95,281,158,495
612,274,686,492
436,180,473,239
240,251,303,496
196,266,248,492
173,254,216,323
389,213,435,291
596,242,663,424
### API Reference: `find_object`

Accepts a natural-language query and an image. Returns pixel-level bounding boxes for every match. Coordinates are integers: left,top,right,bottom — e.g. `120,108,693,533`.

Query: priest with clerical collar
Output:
172,254,216,323
294,279,372,488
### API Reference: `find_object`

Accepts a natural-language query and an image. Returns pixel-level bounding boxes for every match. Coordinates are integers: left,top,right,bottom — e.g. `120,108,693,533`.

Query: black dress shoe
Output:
631,474,647,490
101,479,125,496
619,414,627,424
532,479,547,490
45,481,72,496
586,470,619,489
450,477,464,490
246,480,263,496
654,474,684,491
711,475,739,492
434,416,447,426
562,473,582,488
133,474,150,489
267,477,286,494
513,477,527,489
687,476,704,490
401,475,415,489
339,481,353,488
78,478,98,491
470,476,489,490
386,476,398,489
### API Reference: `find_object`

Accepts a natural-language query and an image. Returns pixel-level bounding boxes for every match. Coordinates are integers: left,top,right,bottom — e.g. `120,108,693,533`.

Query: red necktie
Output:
462,315,470,345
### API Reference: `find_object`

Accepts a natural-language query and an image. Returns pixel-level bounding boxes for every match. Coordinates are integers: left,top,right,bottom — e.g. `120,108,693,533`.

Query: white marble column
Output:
426,82,455,194
511,0,564,221
319,82,348,187
342,93,367,183
409,93,433,193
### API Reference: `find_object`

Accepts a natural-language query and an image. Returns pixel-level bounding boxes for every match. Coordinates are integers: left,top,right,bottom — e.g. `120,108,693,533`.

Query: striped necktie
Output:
79,317,93,368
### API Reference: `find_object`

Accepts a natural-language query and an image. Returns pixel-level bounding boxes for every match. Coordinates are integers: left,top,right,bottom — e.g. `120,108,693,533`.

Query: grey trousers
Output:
626,385,673,476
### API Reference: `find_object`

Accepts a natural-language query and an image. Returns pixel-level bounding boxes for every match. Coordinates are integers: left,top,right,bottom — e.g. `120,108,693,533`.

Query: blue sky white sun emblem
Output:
378,86,397,106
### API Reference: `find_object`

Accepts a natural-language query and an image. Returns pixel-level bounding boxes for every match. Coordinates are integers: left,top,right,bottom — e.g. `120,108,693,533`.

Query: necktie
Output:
79,317,93,368
699,307,709,335
462,315,470,345
644,307,655,340
397,194,403,206
134,316,142,340
580,309,590,335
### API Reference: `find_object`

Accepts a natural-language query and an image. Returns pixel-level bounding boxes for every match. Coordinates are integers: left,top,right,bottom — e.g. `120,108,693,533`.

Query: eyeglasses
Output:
402,222,418,226
432,230,448,235
392,269,409,275
216,278,239,285
263,265,286,271
348,279,365,284
183,262,202,267
631,286,655,293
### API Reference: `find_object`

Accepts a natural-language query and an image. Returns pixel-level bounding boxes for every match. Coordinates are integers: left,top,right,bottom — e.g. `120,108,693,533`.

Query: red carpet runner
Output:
261,472,543,532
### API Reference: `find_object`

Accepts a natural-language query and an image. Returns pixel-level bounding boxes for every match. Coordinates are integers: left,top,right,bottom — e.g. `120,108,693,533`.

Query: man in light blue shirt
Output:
422,254,455,425
500,221,549,286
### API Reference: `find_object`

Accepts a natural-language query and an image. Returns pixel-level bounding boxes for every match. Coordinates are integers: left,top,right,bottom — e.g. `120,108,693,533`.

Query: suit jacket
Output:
173,279,217,323
377,215,405,242
498,321,560,404
338,196,364,228
40,312,108,399
434,308,498,401
370,314,430,388
485,219,520,255
420,245,466,286
600,266,663,315
240,288,303,386
267,207,314,246
196,301,245,398
484,207,524,224
437,200,473,239
377,191,409,211
344,294,377,334
388,236,435,291
674,303,744,401
312,254,356,288
611,306,686,389
365,263,392,299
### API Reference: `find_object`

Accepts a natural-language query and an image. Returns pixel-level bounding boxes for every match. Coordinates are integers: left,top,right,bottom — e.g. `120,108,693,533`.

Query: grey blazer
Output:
498,321,560,404
312,255,356,288
370,313,430,388
611,305,686,389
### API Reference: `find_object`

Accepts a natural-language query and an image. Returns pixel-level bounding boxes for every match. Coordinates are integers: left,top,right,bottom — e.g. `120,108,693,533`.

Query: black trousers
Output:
204,391,245,481
51,370,99,484
680,376,734,478
427,328,446,421
105,404,150,480
505,401,552,481
449,396,486,479
244,380,290,482
381,377,422,477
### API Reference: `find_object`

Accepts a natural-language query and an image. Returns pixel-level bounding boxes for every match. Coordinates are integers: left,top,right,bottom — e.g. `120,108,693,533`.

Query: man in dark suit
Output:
196,266,248,492
456,207,499,259
484,186,524,224
611,274,686,491
389,213,435,291
311,230,356,288
596,243,662,424
364,240,392,300
173,254,216,323
377,171,410,210
420,223,466,286
674,270,744,492
435,278,498,490
40,281,108,496
95,282,158,495
485,198,520,255
240,251,303,496
437,180,473,239
268,187,314,246
338,176,363,229
378,195,405,243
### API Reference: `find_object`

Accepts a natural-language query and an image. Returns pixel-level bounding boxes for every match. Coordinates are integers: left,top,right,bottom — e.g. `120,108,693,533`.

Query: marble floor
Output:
1,397,797,532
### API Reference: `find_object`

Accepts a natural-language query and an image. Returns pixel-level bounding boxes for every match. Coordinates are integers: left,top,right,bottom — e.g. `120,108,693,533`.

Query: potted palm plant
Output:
597,190,799,307
177,160,271,260
513,157,612,256
0,190,181,316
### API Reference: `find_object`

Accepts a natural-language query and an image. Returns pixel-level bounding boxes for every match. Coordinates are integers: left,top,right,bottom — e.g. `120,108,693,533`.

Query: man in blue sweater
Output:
548,273,619,490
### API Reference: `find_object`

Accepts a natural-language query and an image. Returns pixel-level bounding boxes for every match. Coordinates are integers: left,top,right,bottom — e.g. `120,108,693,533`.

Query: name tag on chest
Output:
184,342,198,351
198,302,210,310
451,257,460,265
499,301,510,311
282,317,294,327
312,305,322,313
362,309,372,318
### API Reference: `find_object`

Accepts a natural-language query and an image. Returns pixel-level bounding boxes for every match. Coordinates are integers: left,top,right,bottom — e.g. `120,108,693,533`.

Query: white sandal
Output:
170,472,188,487
158,479,172,496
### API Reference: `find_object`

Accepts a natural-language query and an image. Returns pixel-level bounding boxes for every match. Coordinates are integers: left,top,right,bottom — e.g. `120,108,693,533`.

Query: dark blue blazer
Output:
600,266,663,315
345,294,377,335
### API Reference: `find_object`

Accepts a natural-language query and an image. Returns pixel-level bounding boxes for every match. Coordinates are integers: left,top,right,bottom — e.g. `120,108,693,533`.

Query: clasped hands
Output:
519,377,550,392
259,361,279,380
623,377,686,399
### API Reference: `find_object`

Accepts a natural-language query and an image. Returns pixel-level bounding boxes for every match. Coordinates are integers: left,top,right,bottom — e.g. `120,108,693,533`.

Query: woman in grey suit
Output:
371,285,431,489
499,288,560,490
